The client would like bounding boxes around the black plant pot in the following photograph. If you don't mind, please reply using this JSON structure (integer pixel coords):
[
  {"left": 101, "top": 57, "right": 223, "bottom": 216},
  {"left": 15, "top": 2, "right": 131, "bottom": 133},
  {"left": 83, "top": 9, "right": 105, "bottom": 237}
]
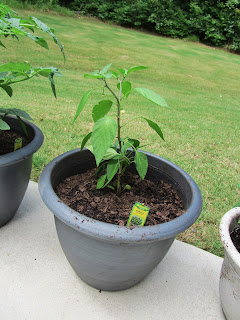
[
  {"left": 0, "top": 116, "right": 44, "bottom": 227},
  {"left": 39, "top": 148, "right": 202, "bottom": 291}
]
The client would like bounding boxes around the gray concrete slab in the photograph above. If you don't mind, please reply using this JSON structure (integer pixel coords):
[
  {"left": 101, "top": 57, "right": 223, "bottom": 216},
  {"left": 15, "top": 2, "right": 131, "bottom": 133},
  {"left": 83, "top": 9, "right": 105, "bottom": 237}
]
[{"left": 0, "top": 181, "right": 225, "bottom": 320}]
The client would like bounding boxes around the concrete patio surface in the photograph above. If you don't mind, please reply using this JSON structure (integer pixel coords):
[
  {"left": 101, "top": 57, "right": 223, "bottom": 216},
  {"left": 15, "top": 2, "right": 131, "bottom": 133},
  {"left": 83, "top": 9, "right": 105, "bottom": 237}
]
[{"left": 0, "top": 181, "right": 226, "bottom": 320}]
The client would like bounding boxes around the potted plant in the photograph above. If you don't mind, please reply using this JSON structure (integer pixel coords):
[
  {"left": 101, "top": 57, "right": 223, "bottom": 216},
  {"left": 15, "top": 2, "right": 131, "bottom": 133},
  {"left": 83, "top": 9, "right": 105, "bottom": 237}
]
[
  {"left": 219, "top": 206, "right": 240, "bottom": 320},
  {"left": 39, "top": 64, "right": 202, "bottom": 291},
  {"left": 0, "top": 4, "right": 63, "bottom": 226}
]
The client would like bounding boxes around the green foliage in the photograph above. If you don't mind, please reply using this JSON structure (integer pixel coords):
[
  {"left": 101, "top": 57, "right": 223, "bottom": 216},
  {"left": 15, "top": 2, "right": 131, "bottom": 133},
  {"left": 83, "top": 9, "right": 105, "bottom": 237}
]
[
  {"left": 0, "top": 108, "right": 32, "bottom": 131},
  {"left": 0, "top": 4, "right": 64, "bottom": 133},
  {"left": 187, "top": 0, "right": 240, "bottom": 51},
  {"left": 2, "top": 0, "right": 74, "bottom": 16},
  {"left": 10, "top": 0, "right": 60, "bottom": 6},
  {"left": 74, "top": 64, "right": 168, "bottom": 195},
  {"left": 66, "top": 0, "right": 240, "bottom": 52}
]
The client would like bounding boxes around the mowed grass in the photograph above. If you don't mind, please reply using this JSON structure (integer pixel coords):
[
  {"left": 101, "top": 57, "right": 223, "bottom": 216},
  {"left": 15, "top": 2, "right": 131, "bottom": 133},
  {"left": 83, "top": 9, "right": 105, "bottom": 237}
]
[{"left": 1, "top": 10, "right": 240, "bottom": 257}]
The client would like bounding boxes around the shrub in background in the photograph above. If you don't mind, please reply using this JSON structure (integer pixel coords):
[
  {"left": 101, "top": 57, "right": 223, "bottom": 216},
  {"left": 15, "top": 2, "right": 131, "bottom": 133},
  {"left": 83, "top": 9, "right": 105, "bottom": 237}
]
[{"left": 8, "top": 0, "right": 240, "bottom": 52}]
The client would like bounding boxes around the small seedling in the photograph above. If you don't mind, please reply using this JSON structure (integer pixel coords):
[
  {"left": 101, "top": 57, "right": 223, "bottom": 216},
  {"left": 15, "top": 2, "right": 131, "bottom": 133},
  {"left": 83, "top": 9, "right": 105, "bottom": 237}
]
[{"left": 74, "top": 64, "right": 169, "bottom": 195}]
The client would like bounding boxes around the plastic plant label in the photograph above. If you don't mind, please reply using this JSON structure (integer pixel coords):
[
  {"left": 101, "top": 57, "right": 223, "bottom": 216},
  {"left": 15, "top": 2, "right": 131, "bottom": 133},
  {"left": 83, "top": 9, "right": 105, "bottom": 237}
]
[
  {"left": 127, "top": 202, "right": 149, "bottom": 227},
  {"left": 14, "top": 137, "right": 23, "bottom": 151}
]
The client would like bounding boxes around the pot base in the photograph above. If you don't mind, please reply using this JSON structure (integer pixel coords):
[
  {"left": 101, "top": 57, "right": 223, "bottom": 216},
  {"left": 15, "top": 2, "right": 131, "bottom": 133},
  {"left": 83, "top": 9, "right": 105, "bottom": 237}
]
[{"left": 55, "top": 217, "right": 175, "bottom": 291}]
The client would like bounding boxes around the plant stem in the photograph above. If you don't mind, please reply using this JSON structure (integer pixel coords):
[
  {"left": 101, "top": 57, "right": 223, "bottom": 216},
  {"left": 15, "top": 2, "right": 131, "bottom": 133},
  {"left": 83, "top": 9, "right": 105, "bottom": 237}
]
[
  {"left": 103, "top": 78, "right": 123, "bottom": 195},
  {"left": 103, "top": 79, "right": 122, "bottom": 151},
  {"left": 117, "top": 80, "right": 122, "bottom": 152},
  {"left": 116, "top": 162, "right": 122, "bottom": 196}
]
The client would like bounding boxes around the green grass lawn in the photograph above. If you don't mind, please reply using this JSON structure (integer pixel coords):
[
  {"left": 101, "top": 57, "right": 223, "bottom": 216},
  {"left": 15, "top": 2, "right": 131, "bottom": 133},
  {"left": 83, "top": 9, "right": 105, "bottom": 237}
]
[{"left": 1, "top": 10, "right": 240, "bottom": 257}]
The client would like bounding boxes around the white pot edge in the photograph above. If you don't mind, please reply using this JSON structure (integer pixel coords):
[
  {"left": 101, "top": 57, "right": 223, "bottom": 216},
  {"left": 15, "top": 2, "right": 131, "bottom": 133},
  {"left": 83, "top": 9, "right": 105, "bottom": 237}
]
[{"left": 219, "top": 207, "right": 240, "bottom": 270}]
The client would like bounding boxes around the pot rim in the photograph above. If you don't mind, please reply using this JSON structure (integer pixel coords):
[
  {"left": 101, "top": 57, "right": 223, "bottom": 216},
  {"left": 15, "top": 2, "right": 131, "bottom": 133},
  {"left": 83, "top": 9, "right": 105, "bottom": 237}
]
[
  {"left": 0, "top": 116, "right": 44, "bottom": 167},
  {"left": 220, "top": 207, "right": 240, "bottom": 265},
  {"left": 39, "top": 148, "right": 202, "bottom": 242}
]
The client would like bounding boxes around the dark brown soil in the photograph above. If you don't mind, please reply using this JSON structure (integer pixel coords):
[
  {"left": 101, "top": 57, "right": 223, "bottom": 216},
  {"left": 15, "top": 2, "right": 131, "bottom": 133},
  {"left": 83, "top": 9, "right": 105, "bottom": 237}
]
[
  {"left": 0, "top": 130, "right": 30, "bottom": 155},
  {"left": 56, "top": 168, "right": 185, "bottom": 226},
  {"left": 230, "top": 226, "right": 240, "bottom": 253}
]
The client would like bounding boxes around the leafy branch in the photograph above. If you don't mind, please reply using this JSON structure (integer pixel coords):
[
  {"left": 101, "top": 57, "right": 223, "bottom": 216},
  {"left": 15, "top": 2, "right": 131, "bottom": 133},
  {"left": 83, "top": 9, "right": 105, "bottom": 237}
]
[
  {"left": 0, "top": 4, "right": 65, "bottom": 60},
  {"left": 0, "top": 4, "right": 64, "bottom": 132},
  {"left": 74, "top": 64, "right": 169, "bottom": 195}
]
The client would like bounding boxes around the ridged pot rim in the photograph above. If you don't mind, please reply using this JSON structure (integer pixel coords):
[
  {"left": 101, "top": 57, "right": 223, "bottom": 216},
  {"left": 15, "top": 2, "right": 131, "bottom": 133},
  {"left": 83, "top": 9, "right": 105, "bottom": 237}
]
[
  {"left": 39, "top": 148, "right": 202, "bottom": 243},
  {"left": 0, "top": 116, "right": 44, "bottom": 167},
  {"left": 220, "top": 207, "right": 240, "bottom": 267}
]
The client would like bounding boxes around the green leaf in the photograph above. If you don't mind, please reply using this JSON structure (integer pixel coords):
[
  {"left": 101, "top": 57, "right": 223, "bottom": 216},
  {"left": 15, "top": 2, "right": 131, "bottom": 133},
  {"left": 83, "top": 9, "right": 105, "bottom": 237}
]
[
  {"left": 135, "top": 88, "right": 169, "bottom": 108},
  {"left": 0, "top": 40, "right": 6, "bottom": 48},
  {"left": 17, "top": 116, "right": 28, "bottom": 136},
  {"left": 141, "top": 117, "right": 164, "bottom": 140},
  {"left": 121, "top": 141, "right": 131, "bottom": 154},
  {"left": 110, "top": 71, "right": 118, "bottom": 78},
  {"left": 0, "top": 72, "right": 8, "bottom": 80},
  {"left": 48, "top": 72, "right": 56, "bottom": 98},
  {"left": 0, "top": 119, "right": 10, "bottom": 130},
  {"left": 107, "top": 185, "right": 115, "bottom": 190},
  {"left": 100, "top": 63, "right": 112, "bottom": 75},
  {"left": 113, "top": 139, "right": 119, "bottom": 148},
  {"left": 26, "top": 33, "right": 49, "bottom": 49},
  {"left": 0, "top": 108, "right": 32, "bottom": 120},
  {"left": 29, "top": 16, "right": 51, "bottom": 32},
  {"left": 106, "top": 159, "right": 119, "bottom": 184},
  {"left": 1, "top": 85, "right": 12, "bottom": 97},
  {"left": 37, "top": 66, "right": 62, "bottom": 78},
  {"left": 49, "top": 31, "right": 65, "bottom": 62},
  {"left": 122, "top": 138, "right": 140, "bottom": 153},
  {"left": 127, "top": 66, "right": 149, "bottom": 75},
  {"left": 91, "top": 116, "right": 117, "bottom": 166},
  {"left": 92, "top": 100, "right": 113, "bottom": 122},
  {"left": 134, "top": 151, "right": 148, "bottom": 180},
  {"left": 0, "top": 61, "right": 31, "bottom": 73},
  {"left": 95, "top": 162, "right": 106, "bottom": 177},
  {"left": 19, "top": 18, "right": 35, "bottom": 32},
  {"left": 117, "top": 68, "right": 127, "bottom": 76},
  {"left": 5, "top": 17, "right": 20, "bottom": 28},
  {"left": 104, "top": 72, "right": 113, "bottom": 79},
  {"left": 97, "top": 174, "right": 107, "bottom": 189},
  {"left": 102, "top": 147, "right": 120, "bottom": 160},
  {"left": 117, "top": 81, "right": 132, "bottom": 97},
  {"left": 129, "top": 138, "right": 140, "bottom": 149},
  {"left": 28, "top": 16, "right": 64, "bottom": 60},
  {"left": 84, "top": 74, "right": 102, "bottom": 79},
  {"left": 80, "top": 132, "right": 92, "bottom": 150},
  {"left": 73, "top": 89, "right": 95, "bottom": 122}
]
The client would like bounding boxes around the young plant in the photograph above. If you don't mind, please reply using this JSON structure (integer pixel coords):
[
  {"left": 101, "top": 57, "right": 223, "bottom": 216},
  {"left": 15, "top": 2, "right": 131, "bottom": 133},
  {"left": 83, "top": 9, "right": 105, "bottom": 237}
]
[
  {"left": 0, "top": 4, "right": 64, "bottom": 131},
  {"left": 74, "top": 64, "right": 169, "bottom": 195}
]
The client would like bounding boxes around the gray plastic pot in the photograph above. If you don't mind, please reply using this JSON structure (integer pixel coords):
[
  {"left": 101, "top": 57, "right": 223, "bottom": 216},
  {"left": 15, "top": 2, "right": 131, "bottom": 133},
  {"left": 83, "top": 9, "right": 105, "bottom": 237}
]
[
  {"left": 39, "top": 148, "right": 202, "bottom": 291},
  {"left": 219, "top": 207, "right": 240, "bottom": 320},
  {"left": 0, "top": 116, "right": 44, "bottom": 227}
]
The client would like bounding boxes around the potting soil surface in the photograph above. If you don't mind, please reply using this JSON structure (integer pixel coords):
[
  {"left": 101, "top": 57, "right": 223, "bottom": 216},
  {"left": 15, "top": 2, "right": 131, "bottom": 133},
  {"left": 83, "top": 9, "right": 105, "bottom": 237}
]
[
  {"left": 56, "top": 168, "right": 184, "bottom": 226},
  {"left": 0, "top": 130, "right": 30, "bottom": 155}
]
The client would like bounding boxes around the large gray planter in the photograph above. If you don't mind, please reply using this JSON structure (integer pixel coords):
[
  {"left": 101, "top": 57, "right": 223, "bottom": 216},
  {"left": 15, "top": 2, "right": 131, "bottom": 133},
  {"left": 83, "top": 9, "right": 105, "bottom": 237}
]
[
  {"left": 39, "top": 148, "right": 202, "bottom": 291},
  {"left": 0, "top": 116, "right": 43, "bottom": 227},
  {"left": 219, "top": 207, "right": 240, "bottom": 320}
]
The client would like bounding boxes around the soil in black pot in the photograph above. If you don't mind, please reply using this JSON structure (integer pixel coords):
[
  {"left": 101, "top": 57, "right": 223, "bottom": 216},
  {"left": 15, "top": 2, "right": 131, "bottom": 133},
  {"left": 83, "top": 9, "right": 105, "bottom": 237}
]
[
  {"left": 0, "top": 130, "right": 30, "bottom": 155},
  {"left": 56, "top": 168, "right": 185, "bottom": 226},
  {"left": 230, "top": 225, "right": 240, "bottom": 253}
]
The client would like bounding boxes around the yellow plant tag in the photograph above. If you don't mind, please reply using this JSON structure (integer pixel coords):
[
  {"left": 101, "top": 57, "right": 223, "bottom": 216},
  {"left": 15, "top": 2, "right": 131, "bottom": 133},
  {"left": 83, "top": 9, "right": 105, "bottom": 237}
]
[
  {"left": 14, "top": 137, "right": 23, "bottom": 151},
  {"left": 127, "top": 202, "right": 149, "bottom": 227}
]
